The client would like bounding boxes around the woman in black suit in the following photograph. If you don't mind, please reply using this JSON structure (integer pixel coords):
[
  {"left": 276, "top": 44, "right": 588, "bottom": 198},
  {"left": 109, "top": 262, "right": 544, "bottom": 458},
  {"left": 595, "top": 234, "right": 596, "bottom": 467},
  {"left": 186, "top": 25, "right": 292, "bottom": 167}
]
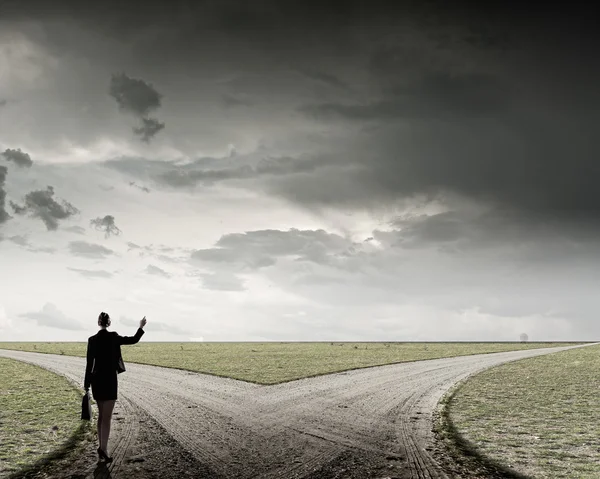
[{"left": 84, "top": 312, "right": 147, "bottom": 462}]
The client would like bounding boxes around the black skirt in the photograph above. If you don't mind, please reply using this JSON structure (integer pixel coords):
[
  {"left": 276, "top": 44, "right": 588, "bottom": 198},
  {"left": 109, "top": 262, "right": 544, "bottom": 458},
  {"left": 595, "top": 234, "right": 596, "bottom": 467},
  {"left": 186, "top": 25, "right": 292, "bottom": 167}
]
[{"left": 91, "top": 370, "right": 118, "bottom": 401}]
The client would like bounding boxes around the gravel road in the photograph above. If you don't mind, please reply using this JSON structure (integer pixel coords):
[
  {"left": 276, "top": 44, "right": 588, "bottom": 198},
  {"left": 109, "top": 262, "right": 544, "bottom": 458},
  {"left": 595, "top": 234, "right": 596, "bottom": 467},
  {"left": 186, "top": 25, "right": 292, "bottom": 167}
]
[{"left": 0, "top": 343, "right": 593, "bottom": 479}]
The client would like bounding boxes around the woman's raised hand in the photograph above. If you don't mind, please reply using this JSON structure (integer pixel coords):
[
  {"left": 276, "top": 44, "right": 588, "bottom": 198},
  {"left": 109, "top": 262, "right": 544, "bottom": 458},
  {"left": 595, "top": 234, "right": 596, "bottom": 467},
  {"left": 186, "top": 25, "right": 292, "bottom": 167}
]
[{"left": 140, "top": 316, "right": 147, "bottom": 328}]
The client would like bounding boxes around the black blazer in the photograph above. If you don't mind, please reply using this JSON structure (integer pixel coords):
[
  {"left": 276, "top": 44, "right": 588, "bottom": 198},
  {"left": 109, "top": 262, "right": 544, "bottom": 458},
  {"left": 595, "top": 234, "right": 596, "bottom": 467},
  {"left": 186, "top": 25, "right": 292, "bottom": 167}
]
[{"left": 84, "top": 328, "right": 145, "bottom": 389}]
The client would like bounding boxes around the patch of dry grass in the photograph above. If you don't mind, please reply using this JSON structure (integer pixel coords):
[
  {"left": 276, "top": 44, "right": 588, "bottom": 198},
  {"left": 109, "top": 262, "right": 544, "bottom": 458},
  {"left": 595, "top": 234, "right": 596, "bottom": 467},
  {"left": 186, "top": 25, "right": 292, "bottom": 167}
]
[
  {"left": 438, "top": 344, "right": 600, "bottom": 478},
  {"left": 0, "top": 357, "right": 90, "bottom": 478}
]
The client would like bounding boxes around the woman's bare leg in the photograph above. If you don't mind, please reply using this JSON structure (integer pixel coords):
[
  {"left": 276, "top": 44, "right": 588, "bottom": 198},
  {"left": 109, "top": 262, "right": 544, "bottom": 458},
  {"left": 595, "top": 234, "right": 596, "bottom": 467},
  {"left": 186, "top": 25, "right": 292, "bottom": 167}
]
[
  {"left": 96, "top": 400, "right": 104, "bottom": 450},
  {"left": 99, "top": 400, "right": 116, "bottom": 453}
]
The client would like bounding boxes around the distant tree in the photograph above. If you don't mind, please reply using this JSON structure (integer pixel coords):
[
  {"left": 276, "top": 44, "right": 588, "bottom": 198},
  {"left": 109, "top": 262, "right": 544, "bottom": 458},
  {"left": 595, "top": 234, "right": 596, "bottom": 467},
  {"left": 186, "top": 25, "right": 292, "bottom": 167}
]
[{"left": 520, "top": 333, "right": 529, "bottom": 343}]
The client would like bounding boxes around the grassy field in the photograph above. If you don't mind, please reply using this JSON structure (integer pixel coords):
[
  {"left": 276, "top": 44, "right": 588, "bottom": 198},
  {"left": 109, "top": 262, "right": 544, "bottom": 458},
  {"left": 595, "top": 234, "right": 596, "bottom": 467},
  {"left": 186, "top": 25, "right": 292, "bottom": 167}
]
[
  {"left": 0, "top": 357, "right": 89, "bottom": 478},
  {"left": 0, "top": 341, "right": 584, "bottom": 384},
  {"left": 437, "top": 344, "right": 600, "bottom": 479}
]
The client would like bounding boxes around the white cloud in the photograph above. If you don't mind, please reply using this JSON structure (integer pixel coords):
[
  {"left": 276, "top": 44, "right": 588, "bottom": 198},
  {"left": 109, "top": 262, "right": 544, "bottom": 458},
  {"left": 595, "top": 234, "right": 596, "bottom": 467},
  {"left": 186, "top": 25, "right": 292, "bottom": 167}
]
[
  {"left": 19, "top": 303, "right": 85, "bottom": 331},
  {"left": 0, "top": 304, "right": 11, "bottom": 330}
]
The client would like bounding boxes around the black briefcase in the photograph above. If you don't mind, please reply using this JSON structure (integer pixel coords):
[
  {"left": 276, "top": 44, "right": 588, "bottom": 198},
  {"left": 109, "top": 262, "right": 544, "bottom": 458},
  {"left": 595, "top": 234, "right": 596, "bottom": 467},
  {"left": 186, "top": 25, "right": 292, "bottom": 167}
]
[
  {"left": 117, "top": 356, "right": 126, "bottom": 374},
  {"left": 116, "top": 345, "right": 126, "bottom": 374},
  {"left": 81, "top": 391, "right": 92, "bottom": 420}
]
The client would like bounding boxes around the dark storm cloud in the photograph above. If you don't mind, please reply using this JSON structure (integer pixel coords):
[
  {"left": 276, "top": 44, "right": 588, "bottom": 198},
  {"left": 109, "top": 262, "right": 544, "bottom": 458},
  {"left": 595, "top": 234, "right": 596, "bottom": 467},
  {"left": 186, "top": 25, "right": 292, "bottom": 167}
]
[
  {"left": 1, "top": 149, "right": 33, "bottom": 168},
  {"left": 20, "top": 303, "right": 84, "bottom": 331},
  {"left": 65, "top": 0, "right": 596, "bottom": 232},
  {"left": 301, "top": 101, "right": 401, "bottom": 121},
  {"left": 0, "top": 166, "right": 10, "bottom": 224},
  {"left": 145, "top": 264, "right": 171, "bottom": 278},
  {"left": 382, "top": 209, "right": 600, "bottom": 260},
  {"left": 265, "top": 96, "right": 600, "bottom": 222},
  {"left": 90, "top": 215, "right": 122, "bottom": 238},
  {"left": 10, "top": 186, "right": 79, "bottom": 230},
  {"left": 300, "top": 72, "right": 511, "bottom": 121},
  {"left": 286, "top": 9, "right": 599, "bottom": 225},
  {"left": 384, "top": 211, "right": 486, "bottom": 250},
  {"left": 67, "top": 267, "right": 114, "bottom": 278},
  {"left": 68, "top": 241, "right": 115, "bottom": 259},
  {"left": 108, "top": 73, "right": 165, "bottom": 142},
  {"left": 133, "top": 117, "right": 165, "bottom": 143},
  {"left": 298, "top": 70, "right": 350, "bottom": 90},
  {"left": 221, "top": 94, "right": 252, "bottom": 109},
  {"left": 157, "top": 155, "right": 327, "bottom": 188},
  {"left": 4, "top": 0, "right": 600, "bottom": 233},
  {"left": 108, "top": 73, "right": 162, "bottom": 117}
]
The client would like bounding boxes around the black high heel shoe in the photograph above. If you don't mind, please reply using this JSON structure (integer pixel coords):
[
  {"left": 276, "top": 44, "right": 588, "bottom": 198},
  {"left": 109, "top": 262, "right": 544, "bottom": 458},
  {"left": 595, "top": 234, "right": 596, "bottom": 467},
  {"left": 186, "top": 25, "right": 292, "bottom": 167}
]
[{"left": 97, "top": 448, "right": 113, "bottom": 463}]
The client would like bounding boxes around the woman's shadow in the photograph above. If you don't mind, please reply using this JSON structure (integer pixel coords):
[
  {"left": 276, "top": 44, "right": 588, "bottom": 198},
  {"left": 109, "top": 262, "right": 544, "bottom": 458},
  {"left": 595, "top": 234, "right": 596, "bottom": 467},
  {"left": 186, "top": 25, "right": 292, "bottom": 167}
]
[{"left": 93, "top": 463, "right": 113, "bottom": 479}]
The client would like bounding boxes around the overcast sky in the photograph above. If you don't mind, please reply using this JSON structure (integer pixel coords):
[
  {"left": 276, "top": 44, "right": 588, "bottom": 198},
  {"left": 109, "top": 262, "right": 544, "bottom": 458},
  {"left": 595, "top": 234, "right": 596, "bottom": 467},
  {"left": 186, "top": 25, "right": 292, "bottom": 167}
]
[{"left": 1, "top": 1, "right": 599, "bottom": 341}]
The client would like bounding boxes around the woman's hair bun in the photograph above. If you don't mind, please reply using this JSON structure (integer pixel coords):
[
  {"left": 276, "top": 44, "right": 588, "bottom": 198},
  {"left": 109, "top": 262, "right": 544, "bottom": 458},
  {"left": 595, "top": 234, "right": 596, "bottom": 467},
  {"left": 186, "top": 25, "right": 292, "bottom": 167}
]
[{"left": 98, "top": 311, "right": 110, "bottom": 326}]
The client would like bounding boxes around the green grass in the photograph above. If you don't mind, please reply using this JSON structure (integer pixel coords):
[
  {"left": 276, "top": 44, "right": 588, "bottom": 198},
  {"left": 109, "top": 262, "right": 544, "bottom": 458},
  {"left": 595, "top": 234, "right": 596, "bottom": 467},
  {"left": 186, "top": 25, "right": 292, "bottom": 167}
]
[
  {"left": 0, "top": 357, "right": 90, "bottom": 478},
  {"left": 437, "top": 344, "right": 600, "bottom": 479},
  {"left": 0, "top": 341, "right": 584, "bottom": 384}
]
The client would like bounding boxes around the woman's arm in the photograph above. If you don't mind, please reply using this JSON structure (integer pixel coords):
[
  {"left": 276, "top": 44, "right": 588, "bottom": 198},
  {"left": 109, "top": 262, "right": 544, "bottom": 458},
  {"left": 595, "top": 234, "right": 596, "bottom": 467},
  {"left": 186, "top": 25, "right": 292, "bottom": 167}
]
[
  {"left": 116, "top": 328, "right": 145, "bottom": 345},
  {"left": 117, "top": 316, "right": 147, "bottom": 345},
  {"left": 83, "top": 338, "right": 94, "bottom": 390}
]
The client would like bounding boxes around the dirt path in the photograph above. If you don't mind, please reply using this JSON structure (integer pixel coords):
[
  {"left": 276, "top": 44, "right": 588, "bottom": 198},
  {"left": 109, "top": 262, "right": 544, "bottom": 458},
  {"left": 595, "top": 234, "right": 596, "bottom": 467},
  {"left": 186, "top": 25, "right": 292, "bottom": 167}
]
[{"left": 0, "top": 344, "right": 593, "bottom": 478}]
